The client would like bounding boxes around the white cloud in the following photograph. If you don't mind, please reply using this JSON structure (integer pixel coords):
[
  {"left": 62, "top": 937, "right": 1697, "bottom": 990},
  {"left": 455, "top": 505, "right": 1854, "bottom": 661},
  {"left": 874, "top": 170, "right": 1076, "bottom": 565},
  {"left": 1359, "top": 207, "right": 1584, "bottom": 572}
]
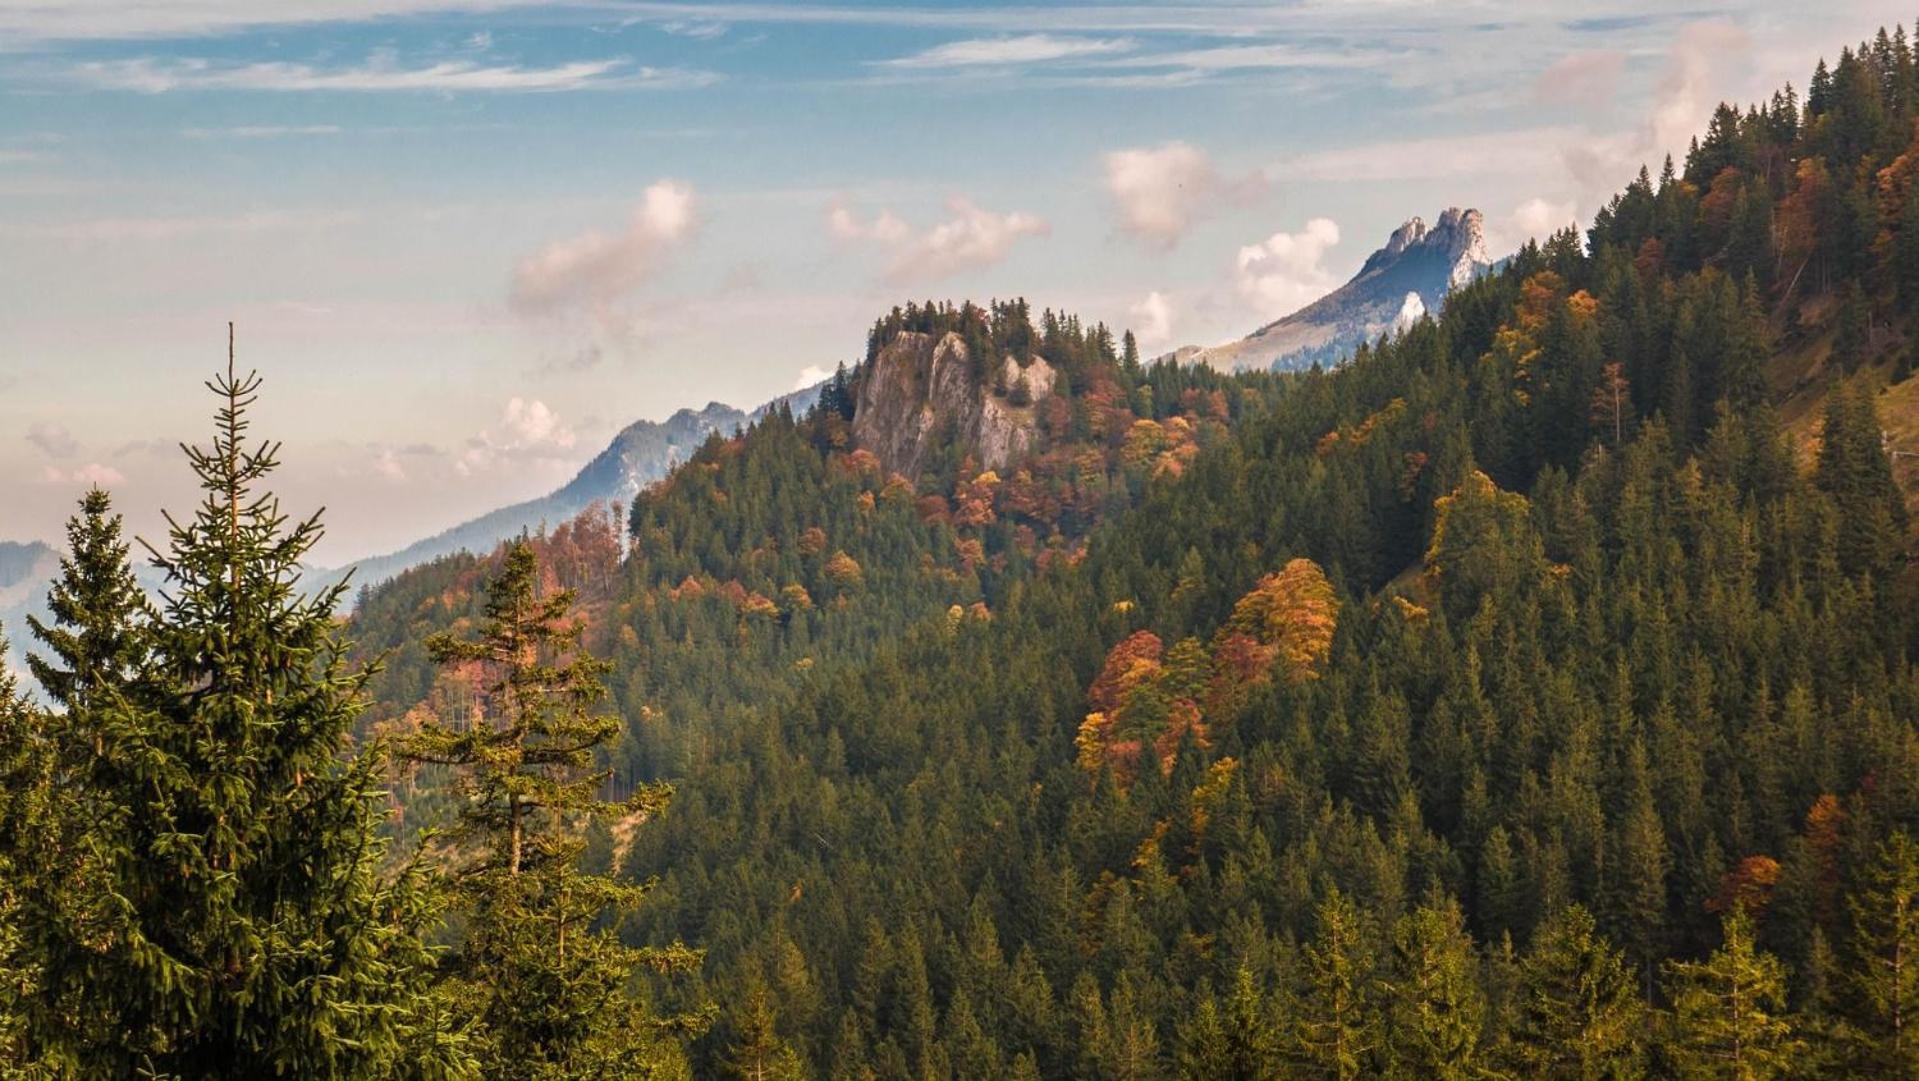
[
  {"left": 793, "top": 364, "right": 832, "bottom": 391},
  {"left": 456, "top": 397, "right": 578, "bottom": 475},
  {"left": 371, "top": 446, "right": 407, "bottom": 482},
  {"left": 1117, "top": 41, "right": 1394, "bottom": 74},
  {"left": 1129, "top": 291, "right": 1175, "bottom": 348},
  {"left": 26, "top": 421, "right": 78, "bottom": 458},
  {"left": 39, "top": 463, "right": 126, "bottom": 487},
  {"left": 509, "top": 180, "right": 700, "bottom": 329},
  {"left": 830, "top": 196, "right": 1049, "bottom": 283},
  {"left": 1509, "top": 197, "right": 1579, "bottom": 246},
  {"left": 881, "top": 34, "right": 1133, "bottom": 68},
  {"left": 1103, "top": 141, "right": 1262, "bottom": 249},
  {"left": 661, "top": 19, "right": 729, "bottom": 39},
  {"left": 68, "top": 55, "right": 716, "bottom": 93},
  {"left": 1235, "top": 218, "right": 1341, "bottom": 317},
  {"left": 889, "top": 198, "right": 1049, "bottom": 282},
  {"left": 826, "top": 200, "right": 910, "bottom": 244},
  {"left": 181, "top": 124, "right": 343, "bottom": 139}
]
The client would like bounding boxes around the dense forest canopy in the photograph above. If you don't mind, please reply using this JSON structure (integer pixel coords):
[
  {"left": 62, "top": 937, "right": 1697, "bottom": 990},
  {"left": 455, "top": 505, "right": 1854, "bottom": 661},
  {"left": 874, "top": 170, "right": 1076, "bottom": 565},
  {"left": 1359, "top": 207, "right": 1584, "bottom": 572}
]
[{"left": 7, "top": 22, "right": 1919, "bottom": 1081}]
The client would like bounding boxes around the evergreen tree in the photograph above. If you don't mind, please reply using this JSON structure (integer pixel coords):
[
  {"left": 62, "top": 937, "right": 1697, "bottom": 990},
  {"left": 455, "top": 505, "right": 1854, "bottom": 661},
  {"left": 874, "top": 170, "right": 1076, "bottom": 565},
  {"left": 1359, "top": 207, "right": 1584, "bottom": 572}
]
[
  {"left": 1832, "top": 282, "right": 1870, "bottom": 373},
  {"left": 0, "top": 634, "right": 48, "bottom": 1070},
  {"left": 26, "top": 487, "right": 147, "bottom": 711},
  {"left": 11, "top": 333, "right": 467, "bottom": 1078},
  {"left": 401, "top": 539, "right": 701, "bottom": 1079},
  {"left": 1294, "top": 887, "right": 1382, "bottom": 1080},
  {"left": 1385, "top": 899, "right": 1489, "bottom": 1080},
  {"left": 1848, "top": 832, "right": 1919, "bottom": 1076},
  {"left": 1662, "top": 907, "right": 1800, "bottom": 1080},
  {"left": 1814, "top": 380, "right": 1909, "bottom": 576},
  {"left": 723, "top": 974, "right": 807, "bottom": 1081},
  {"left": 1503, "top": 905, "right": 1646, "bottom": 1080}
]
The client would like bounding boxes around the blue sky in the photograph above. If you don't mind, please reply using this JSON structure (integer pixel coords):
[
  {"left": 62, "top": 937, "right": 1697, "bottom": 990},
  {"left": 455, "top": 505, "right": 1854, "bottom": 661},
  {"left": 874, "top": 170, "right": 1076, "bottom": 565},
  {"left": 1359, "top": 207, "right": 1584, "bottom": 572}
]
[{"left": 2, "top": 0, "right": 1908, "bottom": 566}]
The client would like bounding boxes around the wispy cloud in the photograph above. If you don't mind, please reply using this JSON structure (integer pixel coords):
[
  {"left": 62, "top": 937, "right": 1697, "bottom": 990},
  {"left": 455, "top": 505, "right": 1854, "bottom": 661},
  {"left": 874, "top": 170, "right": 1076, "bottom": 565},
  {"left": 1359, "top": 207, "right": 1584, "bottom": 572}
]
[
  {"left": 66, "top": 55, "right": 718, "bottom": 93},
  {"left": 661, "top": 19, "right": 729, "bottom": 39},
  {"left": 510, "top": 179, "right": 701, "bottom": 341},
  {"left": 1275, "top": 126, "right": 1581, "bottom": 183},
  {"left": 1103, "top": 141, "right": 1265, "bottom": 249},
  {"left": 879, "top": 34, "right": 1134, "bottom": 68},
  {"left": 7, "top": 208, "right": 359, "bottom": 242},
  {"left": 180, "top": 124, "right": 344, "bottom": 138},
  {"left": 26, "top": 422, "right": 78, "bottom": 459},
  {"left": 827, "top": 195, "right": 1050, "bottom": 283},
  {"left": 1115, "top": 41, "right": 1397, "bottom": 74},
  {"left": 38, "top": 463, "right": 126, "bottom": 488}
]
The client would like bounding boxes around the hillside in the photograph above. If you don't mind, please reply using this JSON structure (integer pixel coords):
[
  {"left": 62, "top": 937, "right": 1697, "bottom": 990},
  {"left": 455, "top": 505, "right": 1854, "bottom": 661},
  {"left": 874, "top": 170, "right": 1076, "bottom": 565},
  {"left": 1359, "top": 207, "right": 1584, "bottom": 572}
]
[
  {"left": 1183, "top": 206, "right": 1492, "bottom": 373},
  {"left": 599, "top": 32, "right": 1919, "bottom": 1076},
  {"left": 352, "top": 299, "right": 1269, "bottom": 791}
]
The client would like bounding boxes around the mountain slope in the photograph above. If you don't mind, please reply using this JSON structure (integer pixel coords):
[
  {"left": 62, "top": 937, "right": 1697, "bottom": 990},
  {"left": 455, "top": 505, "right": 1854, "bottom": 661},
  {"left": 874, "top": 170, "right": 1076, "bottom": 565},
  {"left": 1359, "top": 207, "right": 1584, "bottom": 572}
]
[
  {"left": 0, "top": 540, "right": 58, "bottom": 678},
  {"left": 1187, "top": 206, "right": 1492, "bottom": 372},
  {"left": 316, "top": 387, "right": 822, "bottom": 596}
]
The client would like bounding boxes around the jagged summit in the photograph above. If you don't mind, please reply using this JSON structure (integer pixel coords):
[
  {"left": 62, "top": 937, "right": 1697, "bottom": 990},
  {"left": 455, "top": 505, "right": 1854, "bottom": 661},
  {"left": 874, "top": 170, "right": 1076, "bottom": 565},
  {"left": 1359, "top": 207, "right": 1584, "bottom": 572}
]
[{"left": 1184, "top": 206, "right": 1493, "bottom": 373}]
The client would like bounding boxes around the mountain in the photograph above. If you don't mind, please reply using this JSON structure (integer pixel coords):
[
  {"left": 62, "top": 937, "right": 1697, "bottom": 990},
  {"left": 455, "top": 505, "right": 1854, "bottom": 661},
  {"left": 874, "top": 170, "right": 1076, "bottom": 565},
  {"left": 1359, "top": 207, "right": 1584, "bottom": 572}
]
[
  {"left": 1185, "top": 206, "right": 1493, "bottom": 372},
  {"left": 314, "top": 385, "right": 823, "bottom": 596},
  {"left": 0, "top": 540, "right": 58, "bottom": 680}
]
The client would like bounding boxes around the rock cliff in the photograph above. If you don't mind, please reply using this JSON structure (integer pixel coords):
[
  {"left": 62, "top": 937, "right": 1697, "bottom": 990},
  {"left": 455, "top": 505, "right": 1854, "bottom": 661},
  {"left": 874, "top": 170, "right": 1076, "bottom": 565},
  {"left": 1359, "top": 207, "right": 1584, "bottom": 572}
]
[{"left": 853, "top": 330, "right": 1056, "bottom": 478}]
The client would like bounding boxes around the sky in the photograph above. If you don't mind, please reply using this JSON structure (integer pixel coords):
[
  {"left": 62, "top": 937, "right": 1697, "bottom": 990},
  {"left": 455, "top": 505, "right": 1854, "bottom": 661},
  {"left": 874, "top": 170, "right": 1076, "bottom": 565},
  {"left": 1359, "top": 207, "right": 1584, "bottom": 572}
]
[{"left": 1, "top": 0, "right": 1911, "bottom": 567}]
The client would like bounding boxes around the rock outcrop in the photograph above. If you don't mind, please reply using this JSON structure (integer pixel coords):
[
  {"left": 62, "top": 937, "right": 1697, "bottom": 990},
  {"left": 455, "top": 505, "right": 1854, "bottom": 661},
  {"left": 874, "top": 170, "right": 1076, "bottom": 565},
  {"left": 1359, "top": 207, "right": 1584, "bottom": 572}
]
[
  {"left": 853, "top": 331, "right": 1056, "bottom": 478},
  {"left": 1182, "top": 207, "right": 1493, "bottom": 373}
]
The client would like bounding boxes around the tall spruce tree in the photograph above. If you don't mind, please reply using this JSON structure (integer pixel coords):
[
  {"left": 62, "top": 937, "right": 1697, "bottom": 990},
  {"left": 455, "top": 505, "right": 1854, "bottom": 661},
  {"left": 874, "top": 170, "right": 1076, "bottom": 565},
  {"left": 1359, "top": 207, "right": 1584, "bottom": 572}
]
[
  {"left": 1662, "top": 907, "right": 1800, "bottom": 1080},
  {"left": 1293, "top": 887, "right": 1382, "bottom": 1080},
  {"left": 400, "top": 540, "right": 701, "bottom": 1079},
  {"left": 1385, "top": 899, "right": 1489, "bottom": 1080},
  {"left": 26, "top": 487, "right": 147, "bottom": 712},
  {"left": 9, "top": 331, "right": 467, "bottom": 1078},
  {"left": 1503, "top": 904, "right": 1647, "bottom": 1080},
  {"left": 1848, "top": 831, "right": 1919, "bottom": 1076}
]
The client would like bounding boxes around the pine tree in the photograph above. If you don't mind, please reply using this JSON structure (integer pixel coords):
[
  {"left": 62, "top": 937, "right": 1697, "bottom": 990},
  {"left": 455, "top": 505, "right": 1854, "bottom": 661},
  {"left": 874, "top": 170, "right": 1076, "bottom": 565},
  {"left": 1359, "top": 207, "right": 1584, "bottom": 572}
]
[
  {"left": 1294, "top": 887, "right": 1382, "bottom": 1080},
  {"left": 1849, "top": 832, "right": 1919, "bottom": 1076},
  {"left": 1832, "top": 282, "right": 1871, "bottom": 373},
  {"left": 1814, "top": 380, "right": 1909, "bottom": 577},
  {"left": 723, "top": 974, "right": 806, "bottom": 1081},
  {"left": 1385, "top": 899, "right": 1489, "bottom": 1080},
  {"left": 1503, "top": 904, "right": 1647, "bottom": 1080},
  {"left": 401, "top": 539, "right": 701, "bottom": 1078},
  {"left": 11, "top": 331, "right": 468, "bottom": 1077},
  {"left": 1662, "top": 907, "right": 1800, "bottom": 1080},
  {"left": 26, "top": 487, "right": 147, "bottom": 712}
]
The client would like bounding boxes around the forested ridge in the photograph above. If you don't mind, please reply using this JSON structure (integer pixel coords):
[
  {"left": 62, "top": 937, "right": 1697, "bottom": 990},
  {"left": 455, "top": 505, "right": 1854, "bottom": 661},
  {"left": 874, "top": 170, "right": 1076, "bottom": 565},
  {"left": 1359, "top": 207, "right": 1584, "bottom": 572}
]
[
  {"left": 613, "top": 28, "right": 1919, "bottom": 1077},
  {"left": 6, "top": 24, "right": 1919, "bottom": 1081}
]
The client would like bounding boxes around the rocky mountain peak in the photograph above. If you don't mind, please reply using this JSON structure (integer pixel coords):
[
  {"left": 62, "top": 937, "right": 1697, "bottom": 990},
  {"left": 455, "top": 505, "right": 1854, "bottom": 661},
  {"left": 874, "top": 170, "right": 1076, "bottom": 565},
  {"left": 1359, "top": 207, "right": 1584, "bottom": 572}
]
[
  {"left": 1180, "top": 206, "right": 1495, "bottom": 374},
  {"left": 852, "top": 330, "right": 1055, "bottom": 479}
]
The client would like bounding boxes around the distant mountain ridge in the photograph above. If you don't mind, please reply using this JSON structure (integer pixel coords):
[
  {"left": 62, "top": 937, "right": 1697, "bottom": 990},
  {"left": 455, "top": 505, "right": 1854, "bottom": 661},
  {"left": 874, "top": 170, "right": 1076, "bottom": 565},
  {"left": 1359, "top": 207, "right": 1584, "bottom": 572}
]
[
  {"left": 310, "top": 383, "right": 824, "bottom": 597},
  {"left": 1184, "top": 207, "right": 1493, "bottom": 373},
  {"left": 0, "top": 540, "right": 58, "bottom": 681}
]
